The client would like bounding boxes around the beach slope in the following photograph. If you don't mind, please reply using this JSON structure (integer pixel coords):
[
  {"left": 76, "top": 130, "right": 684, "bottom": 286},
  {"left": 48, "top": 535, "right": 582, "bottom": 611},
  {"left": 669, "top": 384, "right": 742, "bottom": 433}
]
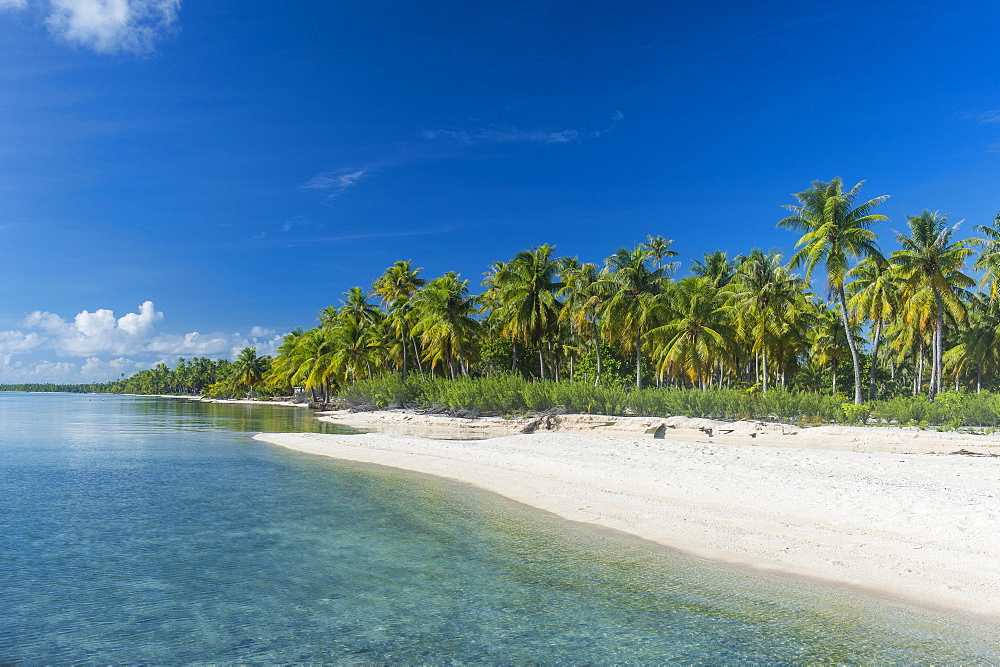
[{"left": 254, "top": 426, "right": 1000, "bottom": 619}]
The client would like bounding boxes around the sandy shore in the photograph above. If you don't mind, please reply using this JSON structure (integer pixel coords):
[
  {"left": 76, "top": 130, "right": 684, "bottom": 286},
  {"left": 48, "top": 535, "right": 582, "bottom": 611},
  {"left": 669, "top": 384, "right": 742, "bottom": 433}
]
[{"left": 256, "top": 411, "right": 1000, "bottom": 620}]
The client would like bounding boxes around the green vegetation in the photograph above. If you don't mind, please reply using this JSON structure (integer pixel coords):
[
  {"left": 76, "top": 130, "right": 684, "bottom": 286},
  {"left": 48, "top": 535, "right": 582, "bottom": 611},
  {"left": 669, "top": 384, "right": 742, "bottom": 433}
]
[
  {"left": 337, "top": 374, "right": 844, "bottom": 422},
  {"left": 35, "top": 178, "right": 1000, "bottom": 429}
]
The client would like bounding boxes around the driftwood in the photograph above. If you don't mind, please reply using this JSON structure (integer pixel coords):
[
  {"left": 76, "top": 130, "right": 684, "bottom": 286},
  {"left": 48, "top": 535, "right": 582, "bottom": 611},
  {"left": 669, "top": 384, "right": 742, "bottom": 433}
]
[{"left": 521, "top": 406, "right": 568, "bottom": 434}]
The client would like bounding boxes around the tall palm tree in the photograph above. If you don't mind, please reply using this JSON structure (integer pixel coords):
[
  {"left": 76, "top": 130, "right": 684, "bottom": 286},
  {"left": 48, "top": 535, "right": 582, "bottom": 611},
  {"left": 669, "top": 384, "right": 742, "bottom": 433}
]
[
  {"left": 891, "top": 210, "right": 974, "bottom": 399},
  {"left": 601, "top": 246, "right": 670, "bottom": 389},
  {"left": 372, "top": 261, "right": 425, "bottom": 380},
  {"left": 640, "top": 235, "right": 680, "bottom": 273},
  {"left": 847, "top": 256, "right": 901, "bottom": 400},
  {"left": 778, "top": 177, "right": 889, "bottom": 404}
]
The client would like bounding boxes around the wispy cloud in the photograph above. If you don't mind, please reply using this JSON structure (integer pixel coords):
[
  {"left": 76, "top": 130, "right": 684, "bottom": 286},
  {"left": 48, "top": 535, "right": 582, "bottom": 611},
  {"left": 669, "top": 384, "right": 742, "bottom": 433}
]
[
  {"left": 2, "top": 0, "right": 180, "bottom": 53},
  {"left": 420, "top": 127, "right": 582, "bottom": 145},
  {"left": 300, "top": 112, "right": 624, "bottom": 203},
  {"left": 956, "top": 109, "right": 1000, "bottom": 124},
  {"left": 281, "top": 227, "right": 452, "bottom": 247},
  {"left": 420, "top": 112, "right": 624, "bottom": 145}
]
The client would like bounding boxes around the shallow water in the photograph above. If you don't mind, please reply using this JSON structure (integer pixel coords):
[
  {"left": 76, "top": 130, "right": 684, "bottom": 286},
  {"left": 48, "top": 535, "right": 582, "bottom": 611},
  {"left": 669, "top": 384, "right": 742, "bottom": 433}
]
[{"left": 2, "top": 392, "right": 998, "bottom": 663}]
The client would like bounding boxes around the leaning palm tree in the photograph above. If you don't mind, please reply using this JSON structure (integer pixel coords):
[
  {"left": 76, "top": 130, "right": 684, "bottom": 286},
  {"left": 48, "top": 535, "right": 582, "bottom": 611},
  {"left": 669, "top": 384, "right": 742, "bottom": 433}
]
[
  {"left": 778, "top": 177, "right": 889, "bottom": 405},
  {"left": 891, "top": 210, "right": 974, "bottom": 399},
  {"left": 847, "top": 256, "right": 901, "bottom": 400},
  {"left": 372, "top": 261, "right": 426, "bottom": 380}
]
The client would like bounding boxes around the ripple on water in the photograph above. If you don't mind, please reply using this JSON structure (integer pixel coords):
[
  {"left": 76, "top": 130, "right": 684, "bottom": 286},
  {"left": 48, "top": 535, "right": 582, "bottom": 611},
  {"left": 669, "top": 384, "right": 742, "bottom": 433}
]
[{"left": 1, "top": 393, "right": 999, "bottom": 663}]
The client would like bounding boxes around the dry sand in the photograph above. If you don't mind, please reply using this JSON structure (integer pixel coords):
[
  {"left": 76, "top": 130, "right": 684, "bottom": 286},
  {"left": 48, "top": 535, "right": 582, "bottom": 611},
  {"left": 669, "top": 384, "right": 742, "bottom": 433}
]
[{"left": 255, "top": 410, "right": 1000, "bottom": 620}]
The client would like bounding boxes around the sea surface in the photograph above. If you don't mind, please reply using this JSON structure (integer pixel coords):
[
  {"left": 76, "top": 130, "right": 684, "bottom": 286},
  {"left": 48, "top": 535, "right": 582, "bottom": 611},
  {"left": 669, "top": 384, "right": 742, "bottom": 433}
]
[{"left": 2, "top": 392, "right": 999, "bottom": 664}]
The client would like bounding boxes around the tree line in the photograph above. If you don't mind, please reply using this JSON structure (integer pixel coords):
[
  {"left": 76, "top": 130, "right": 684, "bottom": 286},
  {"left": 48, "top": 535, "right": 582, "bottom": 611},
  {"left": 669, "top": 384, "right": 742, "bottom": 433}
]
[
  {"left": 259, "top": 177, "right": 1000, "bottom": 406},
  {"left": 22, "top": 177, "right": 1000, "bottom": 411}
]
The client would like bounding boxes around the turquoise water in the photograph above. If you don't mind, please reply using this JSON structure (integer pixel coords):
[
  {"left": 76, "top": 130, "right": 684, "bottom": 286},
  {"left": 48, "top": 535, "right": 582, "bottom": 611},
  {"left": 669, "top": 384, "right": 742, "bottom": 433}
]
[{"left": 2, "top": 393, "right": 999, "bottom": 663}]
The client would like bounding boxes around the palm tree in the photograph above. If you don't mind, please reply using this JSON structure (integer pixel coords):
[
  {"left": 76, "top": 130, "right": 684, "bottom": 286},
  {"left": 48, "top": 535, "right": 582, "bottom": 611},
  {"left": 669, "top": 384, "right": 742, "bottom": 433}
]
[
  {"left": 690, "top": 250, "right": 741, "bottom": 288},
  {"left": 488, "top": 245, "right": 563, "bottom": 379},
  {"left": 232, "top": 347, "right": 269, "bottom": 396},
  {"left": 973, "top": 212, "right": 1000, "bottom": 300},
  {"left": 891, "top": 210, "right": 974, "bottom": 399},
  {"left": 727, "top": 249, "right": 804, "bottom": 392},
  {"left": 649, "top": 277, "right": 737, "bottom": 389},
  {"left": 778, "top": 177, "right": 889, "bottom": 404},
  {"left": 601, "top": 246, "right": 670, "bottom": 389},
  {"left": 372, "top": 261, "right": 425, "bottom": 380},
  {"left": 412, "top": 272, "right": 480, "bottom": 378},
  {"left": 640, "top": 235, "right": 680, "bottom": 272},
  {"left": 338, "top": 286, "right": 381, "bottom": 325},
  {"left": 847, "top": 256, "right": 901, "bottom": 400},
  {"left": 945, "top": 294, "right": 1000, "bottom": 392},
  {"left": 557, "top": 258, "right": 611, "bottom": 386}
]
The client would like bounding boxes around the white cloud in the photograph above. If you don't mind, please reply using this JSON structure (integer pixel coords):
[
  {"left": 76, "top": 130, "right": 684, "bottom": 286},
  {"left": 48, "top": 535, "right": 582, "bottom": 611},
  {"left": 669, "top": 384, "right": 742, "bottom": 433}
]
[
  {"left": 46, "top": 0, "right": 180, "bottom": 54},
  {"left": 0, "top": 0, "right": 28, "bottom": 10},
  {"left": 0, "top": 330, "right": 41, "bottom": 353},
  {"left": 420, "top": 127, "right": 582, "bottom": 145},
  {"left": 300, "top": 167, "right": 372, "bottom": 197},
  {"left": 0, "top": 300, "right": 287, "bottom": 382}
]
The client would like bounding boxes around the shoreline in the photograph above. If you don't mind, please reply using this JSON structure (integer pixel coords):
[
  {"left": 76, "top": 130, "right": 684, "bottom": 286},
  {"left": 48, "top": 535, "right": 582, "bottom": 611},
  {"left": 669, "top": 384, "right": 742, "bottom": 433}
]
[{"left": 257, "top": 409, "right": 1000, "bottom": 621}]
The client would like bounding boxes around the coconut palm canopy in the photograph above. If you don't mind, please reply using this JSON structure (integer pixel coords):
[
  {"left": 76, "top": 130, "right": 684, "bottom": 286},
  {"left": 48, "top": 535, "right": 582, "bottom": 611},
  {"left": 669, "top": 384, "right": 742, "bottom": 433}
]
[
  {"left": 97, "top": 179, "right": 998, "bottom": 404},
  {"left": 188, "top": 186, "right": 994, "bottom": 404}
]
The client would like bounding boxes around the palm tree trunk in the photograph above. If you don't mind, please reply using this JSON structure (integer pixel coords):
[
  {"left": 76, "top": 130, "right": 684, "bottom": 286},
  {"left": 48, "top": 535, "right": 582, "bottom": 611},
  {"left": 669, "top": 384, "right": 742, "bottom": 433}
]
[
  {"left": 538, "top": 347, "right": 546, "bottom": 380},
  {"left": 400, "top": 326, "right": 408, "bottom": 381},
  {"left": 511, "top": 340, "right": 518, "bottom": 374},
  {"left": 837, "top": 288, "right": 864, "bottom": 405},
  {"left": 412, "top": 337, "right": 425, "bottom": 376},
  {"left": 869, "top": 320, "right": 882, "bottom": 401},
  {"left": 932, "top": 289, "right": 944, "bottom": 399},
  {"left": 916, "top": 346, "right": 924, "bottom": 396},
  {"left": 761, "top": 347, "right": 768, "bottom": 393},
  {"left": 635, "top": 345, "right": 642, "bottom": 390},
  {"left": 593, "top": 322, "right": 603, "bottom": 388}
]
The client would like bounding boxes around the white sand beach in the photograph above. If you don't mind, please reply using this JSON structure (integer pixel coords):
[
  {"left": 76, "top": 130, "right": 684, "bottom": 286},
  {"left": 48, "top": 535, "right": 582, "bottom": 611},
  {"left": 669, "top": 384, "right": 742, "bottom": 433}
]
[{"left": 255, "top": 411, "right": 1000, "bottom": 620}]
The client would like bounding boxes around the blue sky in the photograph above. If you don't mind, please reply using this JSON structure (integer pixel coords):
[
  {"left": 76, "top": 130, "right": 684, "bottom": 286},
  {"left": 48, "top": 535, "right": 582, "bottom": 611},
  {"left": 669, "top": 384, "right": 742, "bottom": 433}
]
[{"left": 0, "top": 0, "right": 996, "bottom": 382}]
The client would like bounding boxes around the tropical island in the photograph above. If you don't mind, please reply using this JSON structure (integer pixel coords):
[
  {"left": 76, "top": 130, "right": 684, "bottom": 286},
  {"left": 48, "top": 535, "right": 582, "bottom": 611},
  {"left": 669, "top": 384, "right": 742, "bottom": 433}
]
[
  {"left": 13, "top": 178, "right": 1000, "bottom": 431},
  {"left": 8, "top": 177, "right": 1000, "bottom": 621}
]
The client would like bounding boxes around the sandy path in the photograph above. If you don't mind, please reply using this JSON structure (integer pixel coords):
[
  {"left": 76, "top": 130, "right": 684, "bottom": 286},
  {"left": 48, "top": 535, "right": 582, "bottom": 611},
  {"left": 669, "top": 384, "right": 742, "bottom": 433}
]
[{"left": 254, "top": 427, "right": 1000, "bottom": 620}]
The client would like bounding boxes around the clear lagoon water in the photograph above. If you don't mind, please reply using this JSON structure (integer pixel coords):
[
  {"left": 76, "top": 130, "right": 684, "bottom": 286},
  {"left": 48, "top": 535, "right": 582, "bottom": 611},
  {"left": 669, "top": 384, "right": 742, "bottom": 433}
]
[{"left": 2, "top": 392, "right": 999, "bottom": 664}]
